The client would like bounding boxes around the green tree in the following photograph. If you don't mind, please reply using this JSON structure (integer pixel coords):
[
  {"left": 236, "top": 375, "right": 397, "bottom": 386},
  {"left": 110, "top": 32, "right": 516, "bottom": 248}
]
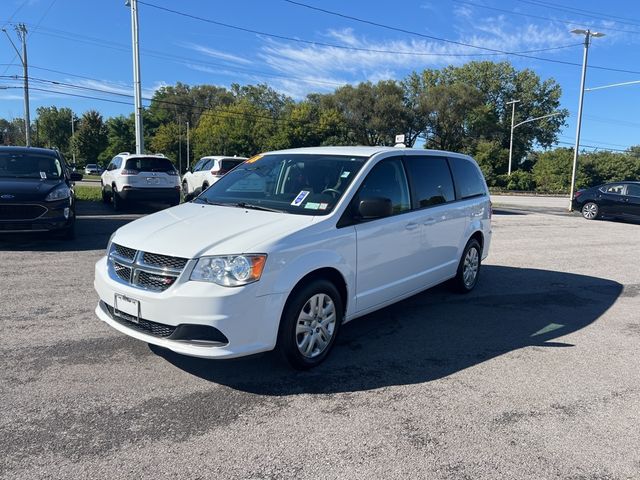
[
  {"left": 149, "top": 122, "right": 181, "bottom": 168},
  {"left": 35, "top": 106, "right": 74, "bottom": 157},
  {"left": 100, "top": 115, "right": 135, "bottom": 164},
  {"left": 72, "top": 110, "right": 107, "bottom": 166}
]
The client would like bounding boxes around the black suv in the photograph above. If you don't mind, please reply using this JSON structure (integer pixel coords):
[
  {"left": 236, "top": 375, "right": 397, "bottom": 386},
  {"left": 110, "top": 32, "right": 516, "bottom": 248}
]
[{"left": 0, "top": 146, "right": 83, "bottom": 237}]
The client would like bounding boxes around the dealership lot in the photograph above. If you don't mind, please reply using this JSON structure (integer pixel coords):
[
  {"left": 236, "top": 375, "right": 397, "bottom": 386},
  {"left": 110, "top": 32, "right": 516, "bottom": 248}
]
[{"left": 1, "top": 203, "right": 639, "bottom": 479}]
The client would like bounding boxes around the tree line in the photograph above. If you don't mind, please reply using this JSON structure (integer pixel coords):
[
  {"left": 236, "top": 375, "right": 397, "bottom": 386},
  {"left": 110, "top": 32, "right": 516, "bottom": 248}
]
[{"left": 1, "top": 60, "right": 637, "bottom": 192}]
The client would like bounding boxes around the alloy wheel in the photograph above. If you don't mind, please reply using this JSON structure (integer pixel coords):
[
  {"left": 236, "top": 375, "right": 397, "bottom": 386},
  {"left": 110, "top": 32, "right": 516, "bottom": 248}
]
[
  {"left": 296, "top": 293, "right": 336, "bottom": 358},
  {"left": 463, "top": 247, "right": 479, "bottom": 288}
]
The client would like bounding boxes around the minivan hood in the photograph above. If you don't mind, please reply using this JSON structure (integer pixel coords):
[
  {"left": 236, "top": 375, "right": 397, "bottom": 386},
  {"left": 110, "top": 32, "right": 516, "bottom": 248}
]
[
  {"left": 113, "top": 202, "right": 315, "bottom": 259},
  {"left": 0, "top": 178, "right": 63, "bottom": 201}
]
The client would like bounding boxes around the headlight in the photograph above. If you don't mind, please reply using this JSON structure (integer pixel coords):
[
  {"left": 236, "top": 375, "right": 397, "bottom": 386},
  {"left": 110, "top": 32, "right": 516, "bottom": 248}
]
[
  {"left": 45, "top": 185, "right": 71, "bottom": 201},
  {"left": 190, "top": 254, "right": 267, "bottom": 286}
]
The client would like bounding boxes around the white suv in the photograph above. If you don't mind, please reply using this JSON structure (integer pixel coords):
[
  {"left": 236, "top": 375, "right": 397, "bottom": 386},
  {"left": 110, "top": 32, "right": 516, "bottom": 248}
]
[
  {"left": 101, "top": 153, "right": 181, "bottom": 210},
  {"left": 94, "top": 147, "right": 492, "bottom": 369},
  {"left": 181, "top": 156, "right": 247, "bottom": 198}
]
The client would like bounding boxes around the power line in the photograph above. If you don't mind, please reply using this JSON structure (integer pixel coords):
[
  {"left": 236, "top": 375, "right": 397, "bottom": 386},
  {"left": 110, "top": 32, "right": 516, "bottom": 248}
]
[
  {"left": 522, "top": 0, "right": 640, "bottom": 24},
  {"left": 449, "top": 0, "right": 640, "bottom": 36},
  {"left": 136, "top": 1, "right": 579, "bottom": 57},
  {"left": 556, "top": 140, "right": 630, "bottom": 152},
  {"left": 282, "top": 0, "right": 640, "bottom": 76},
  {"left": 513, "top": 0, "right": 640, "bottom": 29}
]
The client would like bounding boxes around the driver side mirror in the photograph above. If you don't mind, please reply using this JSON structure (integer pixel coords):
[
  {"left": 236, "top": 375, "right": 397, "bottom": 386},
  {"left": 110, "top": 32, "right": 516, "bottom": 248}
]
[{"left": 358, "top": 197, "right": 393, "bottom": 219}]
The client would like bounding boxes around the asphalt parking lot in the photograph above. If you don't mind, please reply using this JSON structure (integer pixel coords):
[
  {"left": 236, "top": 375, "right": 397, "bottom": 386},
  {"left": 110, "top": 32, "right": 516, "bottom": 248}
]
[{"left": 1, "top": 201, "right": 639, "bottom": 479}]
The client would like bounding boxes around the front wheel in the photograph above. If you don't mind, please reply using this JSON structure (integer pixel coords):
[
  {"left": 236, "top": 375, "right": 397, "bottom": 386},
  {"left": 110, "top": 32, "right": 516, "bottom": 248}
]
[
  {"left": 581, "top": 202, "right": 599, "bottom": 220},
  {"left": 277, "top": 279, "right": 343, "bottom": 370},
  {"left": 451, "top": 238, "right": 482, "bottom": 293}
]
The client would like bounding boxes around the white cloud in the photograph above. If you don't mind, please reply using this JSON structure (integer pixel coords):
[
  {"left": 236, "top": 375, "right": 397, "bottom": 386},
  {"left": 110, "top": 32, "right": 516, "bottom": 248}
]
[{"left": 181, "top": 42, "right": 253, "bottom": 65}]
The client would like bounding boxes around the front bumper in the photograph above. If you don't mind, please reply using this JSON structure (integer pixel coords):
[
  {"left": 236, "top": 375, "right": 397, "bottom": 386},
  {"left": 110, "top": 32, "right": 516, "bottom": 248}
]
[
  {"left": 0, "top": 198, "right": 73, "bottom": 233},
  {"left": 119, "top": 187, "right": 180, "bottom": 202},
  {"left": 94, "top": 256, "right": 286, "bottom": 359}
]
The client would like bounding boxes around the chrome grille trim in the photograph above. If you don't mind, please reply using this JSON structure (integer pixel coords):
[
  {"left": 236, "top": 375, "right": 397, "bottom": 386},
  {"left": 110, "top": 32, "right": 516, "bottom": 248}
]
[{"left": 108, "top": 243, "right": 189, "bottom": 292}]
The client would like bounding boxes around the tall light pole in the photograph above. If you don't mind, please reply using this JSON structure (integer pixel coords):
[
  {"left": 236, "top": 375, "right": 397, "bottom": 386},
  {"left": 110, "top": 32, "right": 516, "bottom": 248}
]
[
  {"left": 2, "top": 24, "right": 30, "bottom": 146},
  {"left": 186, "top": 120, "right": 190, "bottom": 174},
  {"left": 507, "top": 99, "right": 520, "bottom": 176},
  {"left": 568, "top": 29, "right": 605, "bottom": 211},
  {"left": 70, "top": 111, "right": 76, "bottom": 164},
  {"left": 126, "top": 0, "right": 144, "bottom": 154}
]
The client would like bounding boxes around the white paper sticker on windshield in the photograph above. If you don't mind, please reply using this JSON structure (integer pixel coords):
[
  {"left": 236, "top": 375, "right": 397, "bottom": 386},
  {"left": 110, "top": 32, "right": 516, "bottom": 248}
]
[
  {"left": 40, "top": 171, "right": 47, "bottom": 179},
  {"left": 341, "top": 171, "right": 350, "bottom": 178},
  {"left": 305, "top": 202, "right": 320, "bottom": 210},
  {"left": 318, "top": 203, "right": 328, "bottom": 210},
  {"left": 291, "top": 190, "right": 310, "bottom": 206}
]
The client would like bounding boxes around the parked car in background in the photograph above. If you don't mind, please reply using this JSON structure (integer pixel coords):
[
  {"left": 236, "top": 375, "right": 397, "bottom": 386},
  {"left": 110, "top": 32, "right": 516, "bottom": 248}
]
[
  {"left": 101, "top": 152, "right": 181, "bottom": 210},
  {"left": 181, "top": 156, "right": 247, "bottom": 198},
  {"left": 0, "top": 146, "right": 82, "bottom": 238},
  {"left": 84, "top": 164, "right": 103, "bottom": 175},
  {"left": 94, "top": 146, "right": 492, "bottom": 369},
  {"left": 573, "top": 181, "right": 640, "bottom": 221}
]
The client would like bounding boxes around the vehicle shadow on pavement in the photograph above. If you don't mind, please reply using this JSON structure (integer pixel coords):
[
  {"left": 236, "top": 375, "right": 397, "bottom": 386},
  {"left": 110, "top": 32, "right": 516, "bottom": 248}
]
[{"left": 152, "top": 265, "right": 623, "bottom": 394}]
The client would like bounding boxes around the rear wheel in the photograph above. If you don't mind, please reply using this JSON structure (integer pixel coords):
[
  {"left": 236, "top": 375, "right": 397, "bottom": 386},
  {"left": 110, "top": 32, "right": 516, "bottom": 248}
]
[
  {"left": 101, "top": 185, "right": 110, "bottom": 203},
  {"left": 451, "top": 238, "right": 481, "bottom": 293},
  {"left": 581, "top": 202, "right": 599, "bottom": 220},
  {"left": 112, "top": 189, "right": 124, "bottom": 211},
  {"left": 277, "top": 279, "right": 343, "bottom": 370}
]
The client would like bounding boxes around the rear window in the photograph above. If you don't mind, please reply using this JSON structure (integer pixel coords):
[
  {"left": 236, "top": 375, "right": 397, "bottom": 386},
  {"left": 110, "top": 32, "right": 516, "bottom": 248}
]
[
  {"left": 124, "top": 157, "right": 175, "bottom": 172},
  {"left": 448, "top": 157, "right": 486, "bottom": 200},
  {"left": 218, "top": 159, "right": 245, "bottom": 174}
]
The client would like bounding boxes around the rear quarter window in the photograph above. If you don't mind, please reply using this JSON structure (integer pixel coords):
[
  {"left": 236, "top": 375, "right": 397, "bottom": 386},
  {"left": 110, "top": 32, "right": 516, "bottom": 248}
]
[{"left": 448, "top": 156, "right": 487, "bottom": 200}]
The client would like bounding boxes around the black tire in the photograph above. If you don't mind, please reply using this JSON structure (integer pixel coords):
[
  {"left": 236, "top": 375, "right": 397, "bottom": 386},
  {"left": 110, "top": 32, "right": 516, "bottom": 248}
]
[
  {"left": 581, "top": 202, "right": 599, "bottom": 220},
  {"left": 277, "top": 279, "right": 343, "bottom": 370},
  {"left": 202, "top": 182, "right": 209, "bottom": 193},
  {"left": 112, "top": 189, "right": 124, "bottom": 211},
  {"left": 451, "top": 238, "right": 482, "bottom": 294},
  {"left": 101, "top": 186, "right": 110, "bottom": 203}
]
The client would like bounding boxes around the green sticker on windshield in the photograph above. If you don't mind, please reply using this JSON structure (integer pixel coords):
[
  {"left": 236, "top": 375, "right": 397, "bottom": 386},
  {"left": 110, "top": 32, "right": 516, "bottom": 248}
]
[{"left": 304, "top": 202, "right": 320, "bottom": 210}]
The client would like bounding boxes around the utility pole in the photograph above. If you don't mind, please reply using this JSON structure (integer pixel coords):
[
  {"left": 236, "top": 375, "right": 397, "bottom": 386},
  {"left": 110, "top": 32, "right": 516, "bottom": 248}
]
[
  {"left": 186, "top": 121, "right": 190, "bottom": 174},
  {"left": 178, "top": 119, "right": 182, "bottom": 175},
  {"left": 127, "top": 0, "right": 144, "bottom": 154},
  {"left": 568, "top": 29, "right": 605, "bottom": 211},
  {"left": 507, "top": 99, "right": 520, "bottom": 176},
  {"left": 2, "top": 24, "right": 30, "bottom": 146},
  {"left": 70, "top": 112, "right": 76, "bottom": 164}
]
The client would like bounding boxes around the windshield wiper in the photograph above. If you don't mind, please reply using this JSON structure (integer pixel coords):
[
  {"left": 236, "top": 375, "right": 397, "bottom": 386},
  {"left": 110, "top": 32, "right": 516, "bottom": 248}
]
[{"left": 234, "top": 202, "right": 284, "bottom": 213}]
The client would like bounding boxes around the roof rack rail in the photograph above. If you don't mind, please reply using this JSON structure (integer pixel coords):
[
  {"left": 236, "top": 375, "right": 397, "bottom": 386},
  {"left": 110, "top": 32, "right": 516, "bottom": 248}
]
[
  {"left": 117, "top": 152, "right": 130, "bottom": 156},
  {"left": 154, "top": 153, "right": 165, "bottom": 157}
]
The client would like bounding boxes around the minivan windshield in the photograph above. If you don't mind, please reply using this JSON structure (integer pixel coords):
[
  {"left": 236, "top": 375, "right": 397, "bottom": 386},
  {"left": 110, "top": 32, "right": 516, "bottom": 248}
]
[
  {"left": 0, "top": 152, "right": 63, "bottom": 179},
  {"left": 195, "top": 153, "right": 367, "bottom": 215}
]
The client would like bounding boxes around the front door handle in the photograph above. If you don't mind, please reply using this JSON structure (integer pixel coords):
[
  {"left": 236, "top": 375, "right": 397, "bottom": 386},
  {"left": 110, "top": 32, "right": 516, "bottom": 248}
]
[
  {"left": 423, "top": 218, "right": 436, "bottom": 226},
  {"left": 405, "top": 222, "right": 420, "bottom": 230}
]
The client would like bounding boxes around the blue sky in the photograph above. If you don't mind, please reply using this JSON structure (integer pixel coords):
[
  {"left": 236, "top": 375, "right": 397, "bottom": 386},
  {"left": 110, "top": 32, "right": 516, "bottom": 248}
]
[{"left": 1, "top": 0, "right": 639, "bottom": 151}]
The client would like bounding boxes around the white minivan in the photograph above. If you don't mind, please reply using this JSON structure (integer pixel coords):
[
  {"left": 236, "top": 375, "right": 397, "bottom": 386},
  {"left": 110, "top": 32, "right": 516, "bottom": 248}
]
[{"left": 94, "top": 146, "right": 491, "bottom": 369}]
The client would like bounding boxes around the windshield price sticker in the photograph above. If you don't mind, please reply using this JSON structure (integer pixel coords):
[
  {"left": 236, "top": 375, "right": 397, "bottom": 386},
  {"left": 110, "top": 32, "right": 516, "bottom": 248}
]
[
  {"left": 291, "top": 190, "right": 310, "bottom": 206},
  {"left": 40, "top": 171, "right": 47, "bottom": 179},
  {"left": 304, "top": 202, "right": 320, "bottom": 210}
]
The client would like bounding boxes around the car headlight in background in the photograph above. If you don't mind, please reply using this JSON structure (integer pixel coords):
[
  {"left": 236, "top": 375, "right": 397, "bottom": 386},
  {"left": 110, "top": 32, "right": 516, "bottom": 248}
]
[
  {"left": 190, "top": 254, "right": 267, "bottom": 286},
  {"left": 45, "top": 185, "right": 71, "bottom": 201}
]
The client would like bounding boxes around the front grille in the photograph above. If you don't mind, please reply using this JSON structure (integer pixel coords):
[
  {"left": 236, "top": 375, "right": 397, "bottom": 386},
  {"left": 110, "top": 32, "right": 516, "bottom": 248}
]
[
  {"left": 108, "top": 243, "right": 189, "bottom": 292},
  {"left": 137, "top": 270, "right": 177, "bottom": 291},
  {"left": 0, "top": 204, "right": 47, "bottom": 220},
  {"left": 106, "top": 304, "right": 176, "bottom": 338},
  {"left": 142, "top": 252, "right": 188, "bottom": 270},
  {"left": 114, "top": 243, "right": 136, "bottom": 260},
  {"left": 114, "top": 262, "right": 132, "bottom": 282}
]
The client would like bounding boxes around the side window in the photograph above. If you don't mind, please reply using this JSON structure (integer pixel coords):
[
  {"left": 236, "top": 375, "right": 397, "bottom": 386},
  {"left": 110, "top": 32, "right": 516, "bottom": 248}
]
[
  {"left": 448, "top": 157, "right": 486, "bottom": 200},
  {"left": 602, "top": 184, "right": 624, "bottom": 195},
  {"left": 195, "top": 159, "right": 208, "bottom": 172},
  {"left": 357, "top": 158, "right": 411, "bottom": 215},
  {"left": 404, "top": 156, "right": 455, "bottom": 208},
  {"left": 626, "top": 184, "right": 640, "bottom": 197}
]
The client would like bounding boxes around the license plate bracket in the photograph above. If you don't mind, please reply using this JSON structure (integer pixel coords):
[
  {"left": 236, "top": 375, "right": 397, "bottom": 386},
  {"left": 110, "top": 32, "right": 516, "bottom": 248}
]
[{"left": 114, "top": 293, "right": 140, "bottom": 323}]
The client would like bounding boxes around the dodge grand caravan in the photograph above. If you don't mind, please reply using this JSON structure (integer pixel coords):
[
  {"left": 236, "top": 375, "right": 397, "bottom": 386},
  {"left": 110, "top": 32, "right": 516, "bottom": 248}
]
[{"left": 94, "top": 146, "right": 492, "bottom": 369}]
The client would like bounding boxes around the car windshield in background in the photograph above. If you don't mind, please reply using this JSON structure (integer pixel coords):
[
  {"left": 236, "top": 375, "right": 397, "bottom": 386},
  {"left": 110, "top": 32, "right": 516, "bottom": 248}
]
[
  {"left": 195, "top": 153, "right": 367, "bottom": 215},
  {"left": 124, "top": 157, "right": 175, "bottom": 172},
  {"left": 0, "top": 152, "right": 62, "bottom": 179}
]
